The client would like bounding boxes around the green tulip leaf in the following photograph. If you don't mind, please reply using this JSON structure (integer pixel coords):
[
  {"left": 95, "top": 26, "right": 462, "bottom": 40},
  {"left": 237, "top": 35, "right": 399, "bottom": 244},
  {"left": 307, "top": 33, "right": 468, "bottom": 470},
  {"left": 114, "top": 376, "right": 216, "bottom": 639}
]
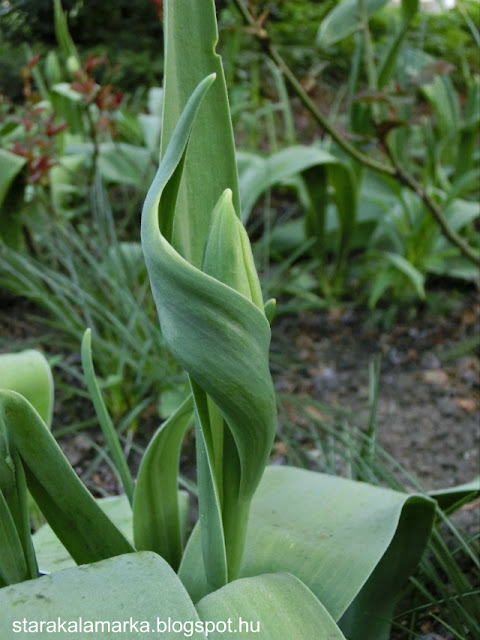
[
  {"left": 0, "top": 391, "right": 134, "bottom": 566},
  {"left": 33, "top": 492, "right": 190, "bottom": 575},
  {"left": 196, "top": 572, "right": 348, "bottom": 640},
  {"left": 133, "top": 395, "right": 194, "bottom": 570},
  {"left": 0, "top": 552, "right": 205, "bottom": 639},
  {"left": 429, "top": 477, "right": 480, "bottom": 513},
  {"left": 161, "top": 0, "right": 240, "bottom": 267},
  {"left": 0, "top": 349, "right": 54, "bottom": 428},
  {"left": 180, "top": 465, "right": 435, "bottom": 640},
  {"left": 0, "top": 406, "right": 37, "bottom": 586},
  {"left": 34, "top": 495, "right": 131, "bottom": 574},
  {"left": 0, "top": 482, "right": 30, "bottom": 587},
  {"left": 141, "top": 69, "right": 276, "bottom": 586}
]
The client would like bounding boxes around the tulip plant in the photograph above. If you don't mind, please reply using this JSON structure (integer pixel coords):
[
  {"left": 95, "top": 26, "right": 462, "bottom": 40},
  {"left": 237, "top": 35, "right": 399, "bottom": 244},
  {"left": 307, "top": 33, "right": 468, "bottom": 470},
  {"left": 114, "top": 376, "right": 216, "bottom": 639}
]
[{"left": 0, "top": 1, "right": 455, "bottom": 638}]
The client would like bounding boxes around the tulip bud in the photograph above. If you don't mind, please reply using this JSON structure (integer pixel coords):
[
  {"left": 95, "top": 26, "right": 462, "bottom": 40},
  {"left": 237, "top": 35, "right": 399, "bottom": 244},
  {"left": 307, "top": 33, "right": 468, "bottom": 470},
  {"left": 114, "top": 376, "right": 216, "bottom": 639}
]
[{"left": 202, "top": 189, "right": 264, "bottom": 311}]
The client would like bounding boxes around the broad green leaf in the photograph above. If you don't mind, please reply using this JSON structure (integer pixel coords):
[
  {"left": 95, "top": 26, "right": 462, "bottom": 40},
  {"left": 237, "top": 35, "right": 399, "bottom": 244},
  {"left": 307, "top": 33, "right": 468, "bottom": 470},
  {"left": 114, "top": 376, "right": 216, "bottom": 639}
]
[
  {"left": 339, "top": 494, "right": 434, "bottom": 639},
  {"left": 429, "top": 477, "right": 480, "bottom": 513},
  {"left": 239, "top": 145, "right": 347, "bottom": 223},
  {"left": 180, "top": 466, "right": 435, "bottom": 640},
  {"left": 0, "top": 390, "right": 38, "bottom": 586},
  {"left": 0, "top": 148, "right": 27, "bottom": 249},
  {"left": 196, "top": 573, "right": 348, "bottom": 640},
  {"left": 34, "top": 495, "right": 133, "bottom": 574},
  {"left": 0, "top": 391, "right": 134, "bottom": 566},
  {"left": 0, "top": 350, "right": 54, "bottom": 427},
  {"left": 246, "top": 467, "right": 435, "bottom": 630},
  {"left": 133, "top": 395, "right": 194, "bottom": 570},
  {"left": 161, "top": 0, "right": 240, "bottom": 267},
  {"left": 316, "top": 0, "right": 389, "bottom": 50},
  {"left": 0, "top": 552, "right": 205, "bottom": 639}
]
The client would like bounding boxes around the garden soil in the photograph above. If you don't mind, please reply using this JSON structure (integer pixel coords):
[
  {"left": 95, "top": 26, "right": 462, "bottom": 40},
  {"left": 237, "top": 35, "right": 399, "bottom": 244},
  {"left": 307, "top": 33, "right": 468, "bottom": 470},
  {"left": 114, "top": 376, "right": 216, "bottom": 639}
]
[{"left": 270, "top": 291, "right": 480, "bottom": 496}]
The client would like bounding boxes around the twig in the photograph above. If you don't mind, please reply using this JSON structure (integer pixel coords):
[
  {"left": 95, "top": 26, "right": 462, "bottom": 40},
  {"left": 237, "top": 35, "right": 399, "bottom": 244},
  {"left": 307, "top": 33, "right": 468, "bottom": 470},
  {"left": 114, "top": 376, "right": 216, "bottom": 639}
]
[{"left": 232, "top": 0, "right": 480, "bottom": 268}]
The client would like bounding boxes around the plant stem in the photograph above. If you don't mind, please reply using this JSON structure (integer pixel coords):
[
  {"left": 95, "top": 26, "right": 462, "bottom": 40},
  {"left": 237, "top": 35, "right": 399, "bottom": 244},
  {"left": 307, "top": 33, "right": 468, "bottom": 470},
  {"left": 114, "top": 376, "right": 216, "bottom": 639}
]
[{"left": 232, "top": 0, "right": 480, "bottom": 268}]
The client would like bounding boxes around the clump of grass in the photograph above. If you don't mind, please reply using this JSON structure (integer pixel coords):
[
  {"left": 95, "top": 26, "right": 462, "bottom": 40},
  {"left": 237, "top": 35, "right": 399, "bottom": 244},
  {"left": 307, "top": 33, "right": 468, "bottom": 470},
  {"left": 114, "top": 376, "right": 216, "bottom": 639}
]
[{"left": 0, "top": 175, "right": 184, "bottom": 432}]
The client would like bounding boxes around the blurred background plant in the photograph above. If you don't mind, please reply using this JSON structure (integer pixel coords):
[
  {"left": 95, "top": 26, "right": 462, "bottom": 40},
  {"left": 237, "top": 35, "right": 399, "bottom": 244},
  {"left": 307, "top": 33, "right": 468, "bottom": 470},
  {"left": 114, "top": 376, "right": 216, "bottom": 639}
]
[
  {"left": 0, "top": 0, "right": 180, "bottom": 432},
  {"left": 222, "top": 0, "right": 479, "bottom": 316}
]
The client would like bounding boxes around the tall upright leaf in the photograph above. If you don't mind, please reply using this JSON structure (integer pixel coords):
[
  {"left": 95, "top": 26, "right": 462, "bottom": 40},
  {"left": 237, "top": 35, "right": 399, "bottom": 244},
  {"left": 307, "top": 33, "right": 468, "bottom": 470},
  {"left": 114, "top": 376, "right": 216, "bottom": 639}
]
[
  {"left": 161, "top": 0, "right": 240, "bottom": 267},
  {"left": 140, "top": 0, "right": 277, "bottom": 592},
  {"left": 141, "top": 72, "right": 276, "bottom": 590},
  {"left": 133, "top": 396, "right": 194, "bottom": 570}
]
